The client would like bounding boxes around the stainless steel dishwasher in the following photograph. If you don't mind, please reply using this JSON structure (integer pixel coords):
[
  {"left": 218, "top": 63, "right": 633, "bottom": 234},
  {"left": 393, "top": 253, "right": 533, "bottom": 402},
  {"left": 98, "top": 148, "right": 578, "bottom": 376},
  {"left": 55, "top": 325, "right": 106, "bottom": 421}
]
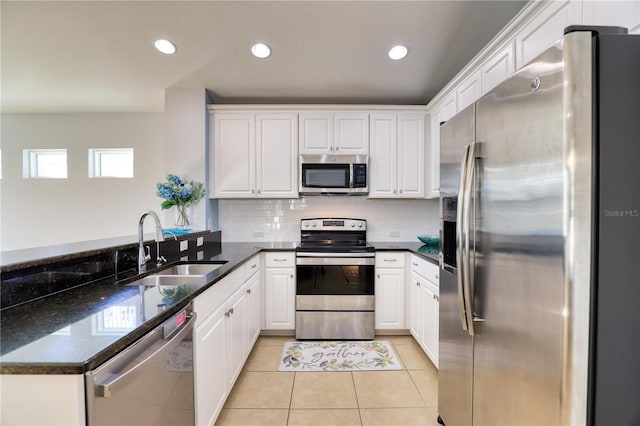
[{"left": 85, "top": 303, "right": 195, "bottom": 425}]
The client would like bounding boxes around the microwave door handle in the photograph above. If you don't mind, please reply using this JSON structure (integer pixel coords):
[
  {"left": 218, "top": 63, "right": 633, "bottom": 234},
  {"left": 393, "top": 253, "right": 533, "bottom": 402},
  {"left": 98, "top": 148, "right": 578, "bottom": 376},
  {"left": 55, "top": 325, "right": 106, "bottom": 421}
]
[
  {"left": 349, "top": 163, "right": 354, "bottom": 188},
  {"left": 462, "top": 142, "right": 478, "bottom": 336},
  {"left": 93, "top": 312, "right": 196, "bottom": 398},
  {"left": 456, "top": 145, "right": 471, "bottom": 332}
]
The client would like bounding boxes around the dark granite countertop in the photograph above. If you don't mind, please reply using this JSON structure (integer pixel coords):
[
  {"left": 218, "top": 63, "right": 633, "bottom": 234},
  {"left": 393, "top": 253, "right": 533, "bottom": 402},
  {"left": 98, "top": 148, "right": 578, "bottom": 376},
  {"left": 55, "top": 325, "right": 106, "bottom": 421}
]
[
  {"left": 0, "top": 242, "right": 295, "bottom": 375},
  {"left": 0, "top": 240, "right": 436, "bottom": 375}
]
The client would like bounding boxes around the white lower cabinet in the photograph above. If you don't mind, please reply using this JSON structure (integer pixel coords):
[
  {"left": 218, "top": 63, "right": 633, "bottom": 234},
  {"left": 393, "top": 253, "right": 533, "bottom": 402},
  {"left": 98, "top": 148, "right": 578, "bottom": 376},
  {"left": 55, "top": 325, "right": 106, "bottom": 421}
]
[
  {"left": 264, "top": 252, "right": 296, "bottom": 330},
  {"left": 194, "top": 302, "right": 227, "bottom": 426},
  {"left": 409, "top": 255, "right": 440, "bottom": 367},
  {"left": 193, "top": 256, "right": 262, "bottom": 426},
  {"left": 374, "top": 252, "right": 406, "bottom": 330}
]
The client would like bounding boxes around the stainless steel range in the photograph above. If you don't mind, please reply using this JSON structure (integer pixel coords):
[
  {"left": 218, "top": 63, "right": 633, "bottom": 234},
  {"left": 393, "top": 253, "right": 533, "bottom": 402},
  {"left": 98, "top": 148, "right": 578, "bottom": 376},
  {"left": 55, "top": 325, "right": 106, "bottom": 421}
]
[{"left": 295, "top": 218, "right": 375, "bottom": 340}]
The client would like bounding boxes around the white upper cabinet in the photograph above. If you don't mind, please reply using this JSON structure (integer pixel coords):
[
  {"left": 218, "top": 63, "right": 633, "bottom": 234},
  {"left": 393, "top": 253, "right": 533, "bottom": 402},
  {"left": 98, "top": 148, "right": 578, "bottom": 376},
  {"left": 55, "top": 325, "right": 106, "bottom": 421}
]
[
  {"left": 369, "top": 113, "right": 425, "bottom": 199},
  {"left": 457, "top": 69, "right": 481, "bottom": 113},
  {"left": 440, "top": 92, "right": 458, "bottom": 123},
  {"left": 582, "top": 1, "right": 640, "bottom": 34},
  {"left": 211, "top": 112, "right": 298, "bottom": 198},
  {"left": 212, "top": 113, "right": 255, "bottom": 198},
  {"left": 397, "top": 114, "right": 426, "bottom": 198},
  {"left": 256, "top": 114, "right": 298, "bottom": 198},
  {"left": 515, "top": 0, "right": 582, "bottom": 70},
  {"left": 299, "top": 112, "right": 369, "bottom": 155},
  {"left": 481, "top": 41, "right": 516, "bottom": 95},
  {"left": 427, "top": 109, "right": 441, "bottom": 198},
  {"left": 298, "top": 113, "right": 333, "bottom": 153}
]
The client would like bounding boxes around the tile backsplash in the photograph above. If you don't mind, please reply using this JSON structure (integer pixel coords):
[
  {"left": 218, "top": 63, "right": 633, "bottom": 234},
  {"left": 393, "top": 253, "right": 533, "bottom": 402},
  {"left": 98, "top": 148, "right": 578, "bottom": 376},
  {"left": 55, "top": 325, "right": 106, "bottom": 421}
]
[{"left": 218, "top": 197, "right": 439, "bottom": 242}]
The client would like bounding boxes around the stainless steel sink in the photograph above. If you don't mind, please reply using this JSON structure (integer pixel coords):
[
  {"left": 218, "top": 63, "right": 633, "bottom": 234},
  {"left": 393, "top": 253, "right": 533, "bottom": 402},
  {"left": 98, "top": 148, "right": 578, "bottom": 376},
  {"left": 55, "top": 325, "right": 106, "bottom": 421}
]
[
  {"left": 125, "top": 275, "right": 203, "bottom": 287},
  {"left": 155, "top": 263, "right": 225, "bottom": 277}
]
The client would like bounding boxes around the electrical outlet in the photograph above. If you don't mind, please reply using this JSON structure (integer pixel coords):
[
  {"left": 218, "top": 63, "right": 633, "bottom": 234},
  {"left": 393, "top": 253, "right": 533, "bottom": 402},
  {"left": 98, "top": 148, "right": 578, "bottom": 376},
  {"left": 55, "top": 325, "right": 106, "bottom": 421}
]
[
  {"left": 180, "top": 240, "right": 189, "bottom": 252},
  {"left": 197, "top": 237, "right": 204, "bottom": 247},
  {"left": 388, "top": 230, "right": 400, "bottom": 237},
  {"left": 253, "top": 230, "right": 264, "bottom": 237}
]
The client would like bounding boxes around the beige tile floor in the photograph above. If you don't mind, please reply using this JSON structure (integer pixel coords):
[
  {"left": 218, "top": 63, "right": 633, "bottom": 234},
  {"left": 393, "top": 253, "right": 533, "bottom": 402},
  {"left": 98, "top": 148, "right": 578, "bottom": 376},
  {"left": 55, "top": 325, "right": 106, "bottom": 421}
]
[{"left": 215, "top": 336, "right": 440, "bottom": 426}]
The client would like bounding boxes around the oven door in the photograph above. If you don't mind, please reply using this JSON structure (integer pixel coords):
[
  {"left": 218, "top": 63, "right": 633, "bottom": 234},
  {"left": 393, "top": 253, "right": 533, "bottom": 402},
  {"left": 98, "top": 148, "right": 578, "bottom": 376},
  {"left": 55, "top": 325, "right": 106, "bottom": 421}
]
[
  {"left": 296, "top": 255, "right": 374, "bottom": 296},
  {"left": 296, "top": 254, "right": 375, "bottom": 339}
]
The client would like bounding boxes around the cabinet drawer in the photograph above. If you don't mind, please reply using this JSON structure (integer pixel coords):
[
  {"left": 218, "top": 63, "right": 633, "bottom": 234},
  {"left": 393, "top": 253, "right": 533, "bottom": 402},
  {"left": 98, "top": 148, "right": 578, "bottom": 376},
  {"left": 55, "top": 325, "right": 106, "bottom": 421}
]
[
  {"left": 422, "top": 260, "right": 439, "bottom": 285},
  {"left": 264, "top": 252, "right": 295, "bottom": 268},
  {"left": 375, "top": 252, "right": 405, "bottom": 268},
  {"left": 192, "top": 267, "right": 244, "bottom": 328},
  {"left": 410, "top": 255, "right": 422, "bottom": 274},
  {"left": 244, "top": 255, "right": 261, "bottom": 279}
]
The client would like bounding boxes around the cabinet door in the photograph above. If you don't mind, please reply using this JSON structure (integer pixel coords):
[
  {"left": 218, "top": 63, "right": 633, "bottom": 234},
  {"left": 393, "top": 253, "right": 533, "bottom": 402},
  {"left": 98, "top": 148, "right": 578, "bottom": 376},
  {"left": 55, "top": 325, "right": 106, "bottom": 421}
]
[
  {"left": 334, "top": 112, "right": 369, "bottom": 154},
  {"left": 409, "top": 274, "right": 422, "bottom": 340},
  {"left": 375, "top": 267, "right": 406, "bottom": 329},
  {"left": 481, "top": 41, "right": 515, "bottom": 95},
  {"left": 397, "top": 114, "right": 425, "bottom": 198},
  {"left": 212, "top": 114, "right": 255, "bottom": 197},
  {"left": 421, "top": 282, "right": 439, "bottom": 367},
  {"left": 440, "top": 92, "right": 458, "bottom": 122},
  {"left": 194, "top": 303, "right": 227, "bottom": 426},
  {"left": 369, "top": 114, "right": 398, "bottom": 198},
  {"left": 264, "top": 267, "right": 296, "bottom": 329},
  {"left": 427, "top": 109, "right": 441, "bottom": 198},
  {"left": 245, "top": 272, "right": 261, "bottom": 352},
  {"left": 582, "top": 0, "right": 640, "bottom": 34},
  {"left": 299, "top": 113, "right": 333, "bottom": 154},
  {"left": 515, "top": 0, "right": 582, "bottom": 70},
  {"left": 226, "top": 287, "right": 247, "bottom": 389},
  {"left": 256, "top": 114, "right": 298, "bottom": 198},
  {"left": 456, "top": 70, "right": 481, "bottom": 113}
]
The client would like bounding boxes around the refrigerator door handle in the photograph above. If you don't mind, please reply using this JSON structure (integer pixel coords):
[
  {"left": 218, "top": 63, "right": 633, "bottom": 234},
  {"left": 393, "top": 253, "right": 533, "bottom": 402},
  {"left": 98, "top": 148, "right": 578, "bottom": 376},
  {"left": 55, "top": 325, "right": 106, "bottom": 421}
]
[
  {"left": 462, "top": 142, "right": 478, "bottom": 336},
  {"left": 456, "top": 144, "right": 471, "bottom": 331}
]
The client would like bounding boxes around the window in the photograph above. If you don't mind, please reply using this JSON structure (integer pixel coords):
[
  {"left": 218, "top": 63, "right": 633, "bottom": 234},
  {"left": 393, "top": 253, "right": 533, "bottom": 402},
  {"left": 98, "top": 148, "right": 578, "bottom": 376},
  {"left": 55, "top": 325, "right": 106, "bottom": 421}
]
[
  {"left": 23, "top": 149, "right": 67, "bottom": 178},
  {"left": 88, "top": 148, "right": 133, "bottom": 178}
]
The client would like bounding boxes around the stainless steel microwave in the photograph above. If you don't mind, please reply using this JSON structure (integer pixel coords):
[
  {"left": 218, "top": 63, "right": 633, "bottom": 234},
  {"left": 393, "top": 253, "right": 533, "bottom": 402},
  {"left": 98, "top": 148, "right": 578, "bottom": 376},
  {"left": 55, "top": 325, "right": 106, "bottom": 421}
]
[{"left": 299, "top": 154, "right": 368, "bottom": 195}]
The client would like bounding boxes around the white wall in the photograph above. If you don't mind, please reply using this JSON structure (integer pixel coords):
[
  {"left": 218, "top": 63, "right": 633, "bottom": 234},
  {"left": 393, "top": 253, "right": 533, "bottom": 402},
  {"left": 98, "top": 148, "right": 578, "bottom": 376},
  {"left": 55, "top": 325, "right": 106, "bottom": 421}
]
[
  {"left": 218, "top": 197, "right": 439, "bottom": 243},
  {"left": 1, "top": 113, "right": 164, "bottom": 251},
  {"left": 164, "top": 89, "right": 212, "bottom": 231}
]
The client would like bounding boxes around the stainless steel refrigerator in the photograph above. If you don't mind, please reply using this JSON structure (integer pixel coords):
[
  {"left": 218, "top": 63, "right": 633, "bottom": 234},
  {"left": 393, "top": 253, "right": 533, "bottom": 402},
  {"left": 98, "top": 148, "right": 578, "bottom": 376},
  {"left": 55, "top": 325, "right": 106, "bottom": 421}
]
[{"left": 438, "top": 26, "right": 640, "bottom": 426}]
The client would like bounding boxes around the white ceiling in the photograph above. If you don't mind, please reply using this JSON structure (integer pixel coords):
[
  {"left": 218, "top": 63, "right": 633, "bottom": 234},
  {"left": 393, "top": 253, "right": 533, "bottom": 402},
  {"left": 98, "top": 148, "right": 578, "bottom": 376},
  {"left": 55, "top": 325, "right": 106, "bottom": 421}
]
[{"left": 1, "top": 1, "right": 526, "bottom": 113}]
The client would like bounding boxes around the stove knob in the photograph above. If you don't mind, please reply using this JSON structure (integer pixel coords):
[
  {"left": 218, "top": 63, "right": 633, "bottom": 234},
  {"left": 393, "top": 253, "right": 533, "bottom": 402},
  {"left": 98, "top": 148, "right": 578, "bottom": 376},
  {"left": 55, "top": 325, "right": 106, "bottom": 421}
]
[
  {"left": 358, "top": 223, "right": 364, "bottom": 228},
  {"left": 312, "top": 223, "right": 317, "bottom": 228},
  {"left": 350, "top": 222, "right": 356, "bottom": 228},
  {"left": 303, "top": 222, "right": 309, "bottom": 228}
]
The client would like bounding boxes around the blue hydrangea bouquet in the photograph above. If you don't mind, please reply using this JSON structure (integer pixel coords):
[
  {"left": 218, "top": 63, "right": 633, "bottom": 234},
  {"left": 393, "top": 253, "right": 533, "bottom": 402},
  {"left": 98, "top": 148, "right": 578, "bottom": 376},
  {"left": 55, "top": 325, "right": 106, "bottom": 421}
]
[{"left": 156, "top": 174, "right": 205, "bottom": 227}]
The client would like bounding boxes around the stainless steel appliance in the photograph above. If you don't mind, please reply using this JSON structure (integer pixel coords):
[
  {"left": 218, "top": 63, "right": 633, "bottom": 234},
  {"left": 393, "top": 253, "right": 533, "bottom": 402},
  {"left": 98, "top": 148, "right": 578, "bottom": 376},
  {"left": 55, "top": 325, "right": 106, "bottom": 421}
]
[
  {"left": 438, "top": 26, "right": 640, "bottom": 425},
  {"left": 296, "top": 218, "right": 375, "bottom": 339},
  {"left": 86, "top": 304, "right": 196, "bottom": 425},
  {"left": 299, "top": 155, "right": 368, "bottom": 195}
]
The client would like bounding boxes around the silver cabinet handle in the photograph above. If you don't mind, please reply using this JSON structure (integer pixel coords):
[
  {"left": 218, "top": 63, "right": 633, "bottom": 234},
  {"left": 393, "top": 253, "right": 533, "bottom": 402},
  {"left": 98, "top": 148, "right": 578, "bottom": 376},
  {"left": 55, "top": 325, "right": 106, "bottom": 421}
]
[
  {"left": 383, "top": 259, "right": 397, "bottom": 262},
  {"left": 335, "top": 146, "right": 339, "bottom": 151},
  {"left": 257, "top": 189, "right": 261, "bottom": 194},
  {"left": 229, "top": 308, "right": 234, "bottom": 315},
  {"left": 94, "top": 311, "right": 196, "bottom": 398},
  {"left": 251, "top": 264, "right": 257, "bottom": 269},
  {"left": 393, "top": 189, "right": 397, "bottom": 194},
  {"left": 225, "top": 310, "right": 230, "bottom": 317},
  {"left": 399, "top": 189, "right": 403, "bottom": 194},
  {"left": 251, "top": 189, "right": 255, "bottom": 194},
  {"left": 412, "top": 262, "right": 419, "bottom": 267},
  {"left": 416, "top": 282, "right": 420, "bottom": 287},
  {"left": 377, "top": 274, "right": 380, "bottom": 279},
  {"left": 247, "top": 289, "right": 251, "bottom": 294},
  {"left": 273, "top": 258, "right": 287, "bottom": 262},
  {"left": 290, "top": 274, "right": 293, "bottom": 278}
]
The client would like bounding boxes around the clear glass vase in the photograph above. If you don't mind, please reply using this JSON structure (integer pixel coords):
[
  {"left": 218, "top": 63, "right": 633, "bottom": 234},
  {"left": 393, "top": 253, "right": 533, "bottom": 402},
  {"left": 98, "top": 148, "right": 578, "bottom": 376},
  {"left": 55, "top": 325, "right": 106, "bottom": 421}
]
[{"left": 174, "top": 204, "right": 191, "bottom": 228}]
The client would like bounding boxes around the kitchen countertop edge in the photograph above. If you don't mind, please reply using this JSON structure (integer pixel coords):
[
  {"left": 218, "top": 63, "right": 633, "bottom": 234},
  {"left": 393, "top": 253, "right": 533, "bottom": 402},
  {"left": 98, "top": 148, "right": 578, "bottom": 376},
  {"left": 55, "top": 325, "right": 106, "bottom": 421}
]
[{"left": 1, "top": 241, "right": 438, "bottom": 375}]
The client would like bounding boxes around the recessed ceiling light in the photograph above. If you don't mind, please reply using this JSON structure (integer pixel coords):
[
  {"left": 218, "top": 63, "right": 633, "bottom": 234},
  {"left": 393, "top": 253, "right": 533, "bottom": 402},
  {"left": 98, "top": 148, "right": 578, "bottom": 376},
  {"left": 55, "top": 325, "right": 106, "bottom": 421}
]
[
  {"left": 388, "top": 45, "right": 408, "bottom": 61},
  {"left": 154, "top": 39, "right": 176, "bottom": 55},
  {"left": 251, "top": 43, "right": 271, "bottom": 59}
]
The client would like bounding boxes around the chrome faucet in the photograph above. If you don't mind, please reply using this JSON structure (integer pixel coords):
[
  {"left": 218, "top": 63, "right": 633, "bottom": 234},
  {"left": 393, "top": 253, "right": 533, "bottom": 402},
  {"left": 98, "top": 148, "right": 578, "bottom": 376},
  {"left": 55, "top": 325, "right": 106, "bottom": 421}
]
[{"left": 138, "top": 210, "right": 165, "bottom": 272}]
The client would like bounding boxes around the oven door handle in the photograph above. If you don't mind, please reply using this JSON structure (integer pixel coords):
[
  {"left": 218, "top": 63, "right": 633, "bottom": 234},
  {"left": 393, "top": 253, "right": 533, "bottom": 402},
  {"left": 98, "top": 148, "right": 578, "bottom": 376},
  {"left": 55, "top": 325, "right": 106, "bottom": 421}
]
[
  {"left": 295, "top": 252, "right": 375, "bottom": 258},
  {"left": 296, "top": 257, "right": 375, "bottom": 266}
]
